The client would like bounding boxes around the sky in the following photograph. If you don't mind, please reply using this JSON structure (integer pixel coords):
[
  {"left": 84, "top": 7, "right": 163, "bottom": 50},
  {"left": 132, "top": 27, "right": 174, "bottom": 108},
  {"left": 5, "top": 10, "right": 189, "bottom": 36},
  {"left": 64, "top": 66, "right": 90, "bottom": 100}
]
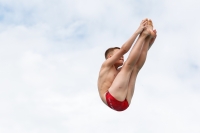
[{"left": 0, "top": 0, "right": 200, "bottom": 133}]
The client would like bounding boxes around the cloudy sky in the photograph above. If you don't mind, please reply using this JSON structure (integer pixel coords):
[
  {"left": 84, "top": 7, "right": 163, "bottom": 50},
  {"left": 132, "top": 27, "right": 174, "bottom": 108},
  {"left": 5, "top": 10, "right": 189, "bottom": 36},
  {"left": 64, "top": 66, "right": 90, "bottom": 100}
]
[{"left": 0, "top": 0, "right": 200, "bottom": 133}]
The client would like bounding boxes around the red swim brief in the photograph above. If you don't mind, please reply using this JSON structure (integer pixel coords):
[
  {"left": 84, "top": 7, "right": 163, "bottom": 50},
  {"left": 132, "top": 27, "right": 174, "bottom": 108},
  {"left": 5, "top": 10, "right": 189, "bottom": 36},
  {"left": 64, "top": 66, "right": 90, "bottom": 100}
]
[{"left": 106, "top": 92, "right": 129, "bottom": 111}]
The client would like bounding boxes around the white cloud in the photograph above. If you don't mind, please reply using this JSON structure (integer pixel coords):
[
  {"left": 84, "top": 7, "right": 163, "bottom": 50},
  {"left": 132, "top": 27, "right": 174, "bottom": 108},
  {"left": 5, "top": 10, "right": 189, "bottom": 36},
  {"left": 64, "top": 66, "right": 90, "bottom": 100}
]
[{"left": 0, "top": 0, "right": 200, "bottom": 133}]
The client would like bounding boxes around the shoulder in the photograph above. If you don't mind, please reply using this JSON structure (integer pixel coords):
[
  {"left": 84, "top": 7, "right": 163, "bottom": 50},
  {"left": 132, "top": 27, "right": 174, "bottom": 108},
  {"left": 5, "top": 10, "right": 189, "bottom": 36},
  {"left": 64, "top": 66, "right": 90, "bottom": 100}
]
[
  {"left": 99, "top": 60, "right": 111, "bottom": 74},
  {"left": 101, "top": 59, "right": 112, "bottom": 68}
]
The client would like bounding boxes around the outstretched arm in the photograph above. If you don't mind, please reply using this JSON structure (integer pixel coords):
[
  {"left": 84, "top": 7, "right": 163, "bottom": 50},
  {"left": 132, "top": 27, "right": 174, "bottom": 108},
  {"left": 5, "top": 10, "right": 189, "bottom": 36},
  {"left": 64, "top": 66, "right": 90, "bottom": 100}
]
[
  {"left": 121, "top": 19, "right": 148, "bottom": 53},
  {"left": 104, "top": 19, "right": 148, "bottom": 66}
]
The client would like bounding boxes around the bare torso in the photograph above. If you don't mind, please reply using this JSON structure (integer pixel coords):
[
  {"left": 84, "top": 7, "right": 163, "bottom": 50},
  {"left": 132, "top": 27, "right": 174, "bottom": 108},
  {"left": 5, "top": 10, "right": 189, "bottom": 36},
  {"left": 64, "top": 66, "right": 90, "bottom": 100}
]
[{"left": 98, "top": 64, "right": 120, "bottom": 104}]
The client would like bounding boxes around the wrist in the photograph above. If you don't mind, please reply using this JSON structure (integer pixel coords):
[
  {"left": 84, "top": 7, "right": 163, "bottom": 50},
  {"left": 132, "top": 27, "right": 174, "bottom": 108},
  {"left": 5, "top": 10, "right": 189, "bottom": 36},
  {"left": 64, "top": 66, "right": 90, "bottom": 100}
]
[
  {"left": 134, "top": 30, "right": 140, "bottom": 36},
  {"left": 135, "top": 29, "right": 141, "bottom": 35}
]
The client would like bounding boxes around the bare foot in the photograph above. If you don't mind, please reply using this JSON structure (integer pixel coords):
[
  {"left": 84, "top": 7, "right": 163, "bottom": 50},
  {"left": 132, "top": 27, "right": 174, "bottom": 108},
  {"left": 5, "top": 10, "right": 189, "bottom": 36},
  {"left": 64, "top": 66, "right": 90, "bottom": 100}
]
[
  {"left": 148, "top": 19, "right": 153, "bottom": 30},
  {"left": 147, "top": 19, "right": 156, "bottom": 38},
  {"left": 141, "top": 19, "right": 153, "bottom": 37},
  {"left": 141, "top": 27, "right": 151, "bottom": 37},
  {"left": 145, "top": 20, "right": 157, "bottom": 49},
  {"left": 149, "top": 29, "right": 157, "bottom": 49}
]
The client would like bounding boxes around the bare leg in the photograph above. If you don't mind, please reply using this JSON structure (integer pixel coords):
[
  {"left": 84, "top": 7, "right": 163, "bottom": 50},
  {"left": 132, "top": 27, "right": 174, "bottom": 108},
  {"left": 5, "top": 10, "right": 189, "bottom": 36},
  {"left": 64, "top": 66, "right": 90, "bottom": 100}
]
[
  {"left": 108, "top": 29, "right": 151, "bottom": 101},
  {"left": 126, "top": 36, "right": 152, "bottom": 104},
  {"left": 126, "top": 20, "right": 157, "bottom": 104}
]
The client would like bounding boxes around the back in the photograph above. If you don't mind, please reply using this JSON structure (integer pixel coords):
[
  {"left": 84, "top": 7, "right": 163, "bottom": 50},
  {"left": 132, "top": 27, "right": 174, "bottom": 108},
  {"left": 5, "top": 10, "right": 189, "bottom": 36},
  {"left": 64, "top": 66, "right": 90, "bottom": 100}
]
[{"left": 97, "top": 63, "right": 119, "bottom": 103}]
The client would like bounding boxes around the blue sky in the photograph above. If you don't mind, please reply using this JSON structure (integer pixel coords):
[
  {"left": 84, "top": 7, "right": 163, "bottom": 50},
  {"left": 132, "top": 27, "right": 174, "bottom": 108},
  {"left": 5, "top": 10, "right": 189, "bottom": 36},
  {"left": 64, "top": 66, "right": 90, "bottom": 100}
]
[{"left": 0, "top": 0, "right": 200, "bottom": 133}]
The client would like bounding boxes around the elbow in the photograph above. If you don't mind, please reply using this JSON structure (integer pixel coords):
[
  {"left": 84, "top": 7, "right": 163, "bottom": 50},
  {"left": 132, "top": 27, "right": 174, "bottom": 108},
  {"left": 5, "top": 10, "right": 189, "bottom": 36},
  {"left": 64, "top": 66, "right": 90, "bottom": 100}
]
[{"left": 120, "top": 47, "right": 128, "bottom": 54}]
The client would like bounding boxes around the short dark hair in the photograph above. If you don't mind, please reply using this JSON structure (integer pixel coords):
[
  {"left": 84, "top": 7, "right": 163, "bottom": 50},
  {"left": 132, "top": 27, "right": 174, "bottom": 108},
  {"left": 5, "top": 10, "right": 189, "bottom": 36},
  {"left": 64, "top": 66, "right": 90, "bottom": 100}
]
[{"left": 105, "top": 47, "right": 120, "bottom": 59}]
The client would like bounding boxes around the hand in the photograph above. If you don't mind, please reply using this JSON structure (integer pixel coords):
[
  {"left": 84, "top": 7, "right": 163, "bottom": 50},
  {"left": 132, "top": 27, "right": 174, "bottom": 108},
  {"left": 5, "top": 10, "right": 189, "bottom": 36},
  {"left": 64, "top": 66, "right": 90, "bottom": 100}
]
[{"left": 136, "top": 19, "right": 148, "bottom": 34}]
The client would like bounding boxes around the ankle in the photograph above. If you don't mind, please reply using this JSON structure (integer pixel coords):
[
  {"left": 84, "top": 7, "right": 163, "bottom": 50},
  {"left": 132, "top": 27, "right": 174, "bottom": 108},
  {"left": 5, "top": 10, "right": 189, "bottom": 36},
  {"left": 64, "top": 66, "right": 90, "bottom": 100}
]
[{"left": 141, "top": 30, "right": 150, "bottom": 37}]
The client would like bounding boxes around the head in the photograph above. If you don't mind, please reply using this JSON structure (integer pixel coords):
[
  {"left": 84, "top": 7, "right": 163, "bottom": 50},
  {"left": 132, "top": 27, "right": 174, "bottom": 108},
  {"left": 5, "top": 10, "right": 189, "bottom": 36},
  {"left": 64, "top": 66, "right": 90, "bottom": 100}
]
[{"left": 105, "top": 47, "right": 124, "bottom": 67}]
